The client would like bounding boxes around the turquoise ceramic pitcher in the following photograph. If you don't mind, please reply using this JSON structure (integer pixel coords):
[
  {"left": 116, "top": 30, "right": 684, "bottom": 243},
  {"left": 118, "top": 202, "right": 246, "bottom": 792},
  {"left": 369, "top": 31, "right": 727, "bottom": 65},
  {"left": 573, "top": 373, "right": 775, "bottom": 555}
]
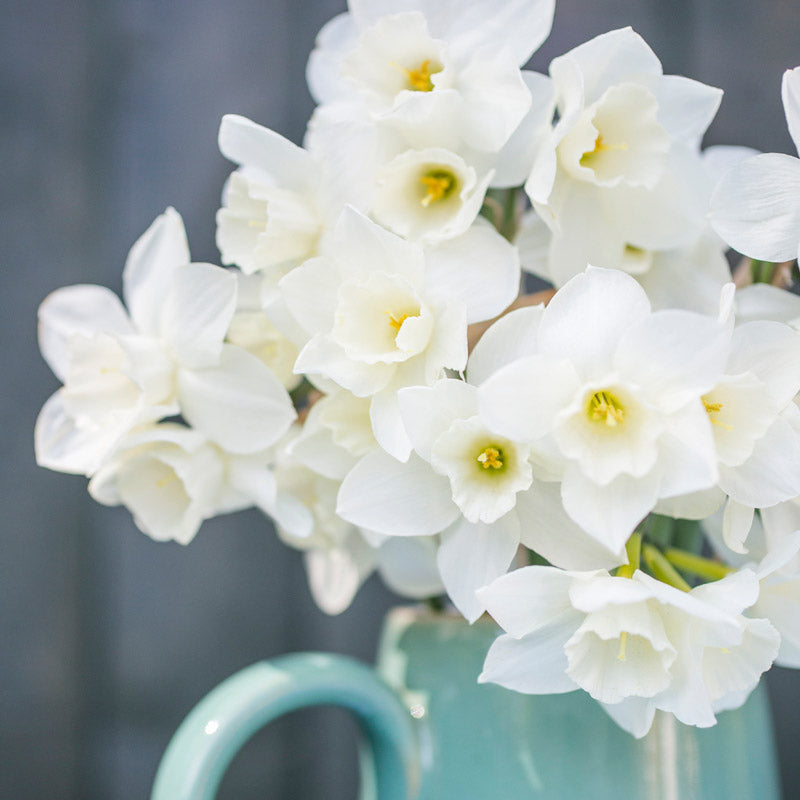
[{"left": 151, "top": 606, "right": 781, "bottom": 799}]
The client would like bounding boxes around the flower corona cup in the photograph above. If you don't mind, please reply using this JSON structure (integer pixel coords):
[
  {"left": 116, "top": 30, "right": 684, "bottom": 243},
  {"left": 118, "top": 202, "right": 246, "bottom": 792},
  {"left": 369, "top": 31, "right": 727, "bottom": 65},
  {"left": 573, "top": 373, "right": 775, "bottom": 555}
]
[{"left": 35, "top": 0, "right": 800, "bottom": 738}]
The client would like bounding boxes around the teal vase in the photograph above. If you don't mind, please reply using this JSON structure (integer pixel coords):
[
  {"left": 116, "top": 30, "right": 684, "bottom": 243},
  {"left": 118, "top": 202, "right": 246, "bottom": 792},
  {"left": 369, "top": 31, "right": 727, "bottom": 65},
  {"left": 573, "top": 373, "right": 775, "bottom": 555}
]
[{"left": 151, "top": 606, "right": 781, "bottom": 799}]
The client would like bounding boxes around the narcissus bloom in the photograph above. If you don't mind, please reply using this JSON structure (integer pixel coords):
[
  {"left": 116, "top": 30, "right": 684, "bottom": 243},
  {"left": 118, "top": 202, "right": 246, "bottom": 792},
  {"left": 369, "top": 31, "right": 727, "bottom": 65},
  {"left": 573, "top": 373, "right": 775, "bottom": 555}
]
[
  {"left": 478, "top": 267, "right": 729, "bottom": 553},
  {"left": 479, "top": 565, "right": 778, "bottom": 738},
  {"left": 281, "top": 206, "right": 519, "bottom": 459},
  {"left": 35, "top": 209, "right": 296, "bottom": 476},
  {"left": 307, "top": 0, "right": 554, "bottom": 152}
]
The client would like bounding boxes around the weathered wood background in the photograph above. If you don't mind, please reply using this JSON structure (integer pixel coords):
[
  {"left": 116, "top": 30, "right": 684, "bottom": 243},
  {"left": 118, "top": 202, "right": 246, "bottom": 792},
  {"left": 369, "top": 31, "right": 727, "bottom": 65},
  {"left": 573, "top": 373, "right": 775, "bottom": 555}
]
[{"left": 3, "top": 0, "right": 799, "bottom": 796}]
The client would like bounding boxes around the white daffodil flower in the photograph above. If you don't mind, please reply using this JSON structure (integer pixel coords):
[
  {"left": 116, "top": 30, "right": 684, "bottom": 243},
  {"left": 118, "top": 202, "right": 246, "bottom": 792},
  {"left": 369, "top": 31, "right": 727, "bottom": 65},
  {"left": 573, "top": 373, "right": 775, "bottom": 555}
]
[
  {"left": 337, "top": 376, "right": 622, "bottom": 622},
  {"left": 216, "top": 115, "right": 343, "bottom": 288},
  {"left": 307, "top": 0, "right": 554, "bottom": 153},
  {"left": 281, "top": 206, "right": 519, "bottom": 459},
  {"left": 477, "top": 268, "right": 729, "bottom": 553},
  {"left": 524, "top": 28, "right": 722, "bottom": 286},
  {"left": 660, "top": 319, "right": 800, "bottom": 553},
  {"left": 479, "top": 565, "right": 777, "bottom": 738},
  {"left": 88, "top": 424, "right": 230, "bottom": 545},
  {"left": 35, "top": 208, "right": 297, "bottom": 477},
  {"left": 710, "top": 67, "right": 800, "bottom": 262},
  {"left": 305, "top": 106, "right": 496, "bottom": 245},
  {"left": 370, "top": 147, "right": 492, "bottom": 243}
]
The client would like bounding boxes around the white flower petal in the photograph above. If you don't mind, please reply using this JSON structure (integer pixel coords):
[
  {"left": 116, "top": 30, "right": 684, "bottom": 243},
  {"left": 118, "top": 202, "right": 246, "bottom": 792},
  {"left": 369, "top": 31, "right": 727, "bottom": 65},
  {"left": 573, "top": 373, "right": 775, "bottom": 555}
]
[
  {"left": 294, "top": 336, "right": 395, "bottom": 396},
  {"left": 479, "top": 628, "right": 579, "bottom": 695},
  {"left": 369, "top": 387, "right": 413, "bottom": 462},
  {"left": 515, "top": 481, "right": 625, "bottom": 570},
  {"left": 561, "top": 465, "right": 661, "bottom": 554},
  {"left": 550, "top": 28, "right": 662, "bottom": 108},
  {"left": 376, "top": 536, "right": 445, "bottom": 598},
  {"left": 38, "top": 285, "right": 134, "bottom": 381},
  {"left": 478, "top": 354, "right": 579, "bottom": 442},
  {"left": 437, "top": 515, "right": 520, "bottom": 622},
  {"left": 177, "top": 344, "right": 296, "bottom": 454},
  {"left": 123, "top": 208, "right": 190, "bottom": 335},
  {"left": 34, "top": 391, "right": 123, "bottom": 476},
  {"left": 218, "top": 114, "right": 317, "bottom": 190},
  {"left": 704, "top": 617, "right": 778, "bottom": 705},
  {"left": 653, "top": 75, "right": 722, "bottom": 146},
  {"left": 655, "top": 404, "right": 719, "bottom": 499},
  {"left": 729, "top": 321, "right": 800, "bottom": 409},
  {"left": 333, "top": 205, "right": 426, "bottom": 285},
  {"left": 537, "top": 267, "right": 651, "bottom": 379},
  {"left": 443, "top": 0, "right": 555, "bottom": 66},
  {"left": 491, "top": 71, "right": 555, "bottom": 189},
  {"left": 782, "top": 67, "right": 800, "bottom": 156},
  {"left": 337, "top": 450, "right": 459, "bottom": 536},
  {"left": 306, "top": 12, "right": 357, "bottom": 104},
  {"left": 160, "top": 264, "right": 237, "bottom": 369},
  {"left": 600, "top": 697, "right": 655, "bottom": 739},
  {"left": 467, "top": 305, "right": 544, "bottom": 385},
  {"left": 279, "top": 256, "right": 341, "bottom": 337},
  {"left": 478, "top": 565, "right": 579, "bottom": 638},
  {"left": 655, "top": 486, "right": 726, "bottom": 521},
  {"left": 454, "top": 46, "right": 532, "bottom": 152},
  {"left": 615, "top": 310, "right": 730, "bottom": 411},
  {"left": 305, "top": 540, "right": 376, "bottom": 615},
  {"left": 425, "top": 222, "right": 520, "bottom": 324},
  {"left": 398, "top": 379, "right": 477, "bottom": 462},
  {"left": 710, "top": 153, "right": 800, "bottom": 262},
  {"left": 226, "top": 457, "right": 277, "bottom": 514},
  {"left": 719, "top": 411, "right": 800, "bottom": 508}
]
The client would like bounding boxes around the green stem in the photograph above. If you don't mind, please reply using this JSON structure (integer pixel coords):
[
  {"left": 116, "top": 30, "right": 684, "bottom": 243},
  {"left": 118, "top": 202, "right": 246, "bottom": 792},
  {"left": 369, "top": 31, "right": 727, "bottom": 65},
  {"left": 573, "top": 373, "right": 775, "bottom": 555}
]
[
  {"left": 482, "top": 187, "right": 521, "bottom": 242},
  {"left": 750, "top": 259, "right": 776, "bottom": 284},
  {"left": 664, "top": 548, "right": 734, "bottom": 582},
  {"left": 642, "top": 544, "right": 691, "bottom": 592},
  {"left": 616, "top": 531, "right": 642, "bottom": 579}
]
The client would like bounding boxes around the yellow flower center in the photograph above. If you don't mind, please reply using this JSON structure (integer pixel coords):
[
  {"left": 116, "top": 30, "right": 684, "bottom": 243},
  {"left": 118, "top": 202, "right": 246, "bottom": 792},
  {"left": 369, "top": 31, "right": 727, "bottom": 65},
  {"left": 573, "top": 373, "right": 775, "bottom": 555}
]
[
  {"left": 477, "top": 446, "right": 504, "bottom": 470},
  {"left": 405, "top": 59, "right": 440, "bottom": 92},
  {"left": 588, "top": 390, "right": 625, "bottom": 427},
  {"left": 580, "top": 134, "right": 629, "bottom": 167},
  {"left": 388, "top": 312, "right": 410, "bottom": 332},
  {"left": 419, "top": 170, "right": 456, "bottom": 206},
  {"left": 703, "top": 397, "right": 732, "bottom": 431}
]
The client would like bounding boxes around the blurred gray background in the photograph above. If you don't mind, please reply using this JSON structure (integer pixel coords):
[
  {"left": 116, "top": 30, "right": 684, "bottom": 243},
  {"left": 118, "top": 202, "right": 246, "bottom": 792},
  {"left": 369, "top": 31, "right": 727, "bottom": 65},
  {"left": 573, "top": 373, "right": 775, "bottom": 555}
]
[{"left": 3, "top": 0, "right": 800, "bottom": 797}]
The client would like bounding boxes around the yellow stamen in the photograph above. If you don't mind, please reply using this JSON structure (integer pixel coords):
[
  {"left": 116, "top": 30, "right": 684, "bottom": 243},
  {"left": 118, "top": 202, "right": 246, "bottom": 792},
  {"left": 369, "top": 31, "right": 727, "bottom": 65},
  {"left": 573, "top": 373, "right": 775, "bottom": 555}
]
[
  {"left": 419, "top": 171, "right": 455, "bottom": 206},
  {"left": 703, "top": 397, "right": 733, "bottom": 431},
  {"left": 157, "top": 471, "right": 179, "bottom": 489},
  {"left": 588, "top": 390, "right": 625, "bottom": 427},
  {"left": 580, "top": 134, "right": 628, "bottom": 166},
  {"left": 388, "top": 312, "right": 409, "bottom": 332},
  {"left": 477, "top": 446, "right": 503, "bottom": 470},
  {"left": 617, "top": 631, "right": 628, "bottom": 662},
  {"left": 405, "top": 59, "right": 438, "bottom": 92}
]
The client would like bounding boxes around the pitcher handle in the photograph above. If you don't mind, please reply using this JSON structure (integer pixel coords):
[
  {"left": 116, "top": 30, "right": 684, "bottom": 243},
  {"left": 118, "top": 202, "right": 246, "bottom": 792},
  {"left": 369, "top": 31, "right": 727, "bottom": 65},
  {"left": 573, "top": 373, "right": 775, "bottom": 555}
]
[{"left": 150, "top": 652, "right": 418, "bottom": 800}]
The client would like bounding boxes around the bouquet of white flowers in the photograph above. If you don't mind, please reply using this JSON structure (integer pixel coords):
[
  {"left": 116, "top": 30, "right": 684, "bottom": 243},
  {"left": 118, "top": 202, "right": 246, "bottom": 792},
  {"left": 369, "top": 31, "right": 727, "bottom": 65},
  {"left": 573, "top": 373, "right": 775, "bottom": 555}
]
[{"left": 35, "top": 0, "right": 800, "bottom": 740}]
